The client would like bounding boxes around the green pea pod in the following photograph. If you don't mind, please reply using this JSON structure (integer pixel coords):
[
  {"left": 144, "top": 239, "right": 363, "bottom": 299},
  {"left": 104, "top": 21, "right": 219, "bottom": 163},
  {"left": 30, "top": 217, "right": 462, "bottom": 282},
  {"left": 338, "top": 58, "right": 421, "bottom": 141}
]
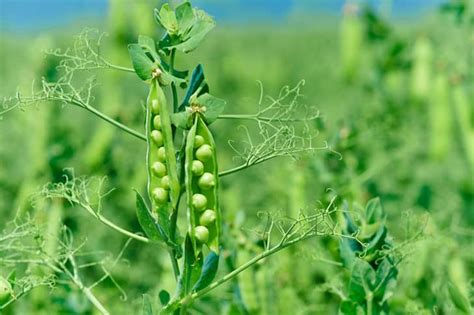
[
  {"left": 185, "top": 115, "right": 220, "bottom": 254},
  {"left": 146, "top": 79, "right": 180, "bottom": 237}
]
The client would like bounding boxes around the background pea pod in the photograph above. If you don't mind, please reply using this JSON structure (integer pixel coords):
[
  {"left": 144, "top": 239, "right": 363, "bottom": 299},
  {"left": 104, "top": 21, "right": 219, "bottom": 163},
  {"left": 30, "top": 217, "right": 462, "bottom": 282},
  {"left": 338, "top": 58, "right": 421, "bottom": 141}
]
[
  {"left": 146, "top": 79, "right": 181, "bottom": 237},
  {"left": 185, "top": 115, "right": 220, "bottom": 254}
]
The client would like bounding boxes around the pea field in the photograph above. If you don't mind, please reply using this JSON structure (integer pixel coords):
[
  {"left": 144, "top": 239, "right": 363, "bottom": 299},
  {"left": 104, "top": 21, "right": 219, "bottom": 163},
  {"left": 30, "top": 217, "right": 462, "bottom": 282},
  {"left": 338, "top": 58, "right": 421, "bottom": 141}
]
[{"left": 0, "top": 1, "right": 472, "bottom": 314}]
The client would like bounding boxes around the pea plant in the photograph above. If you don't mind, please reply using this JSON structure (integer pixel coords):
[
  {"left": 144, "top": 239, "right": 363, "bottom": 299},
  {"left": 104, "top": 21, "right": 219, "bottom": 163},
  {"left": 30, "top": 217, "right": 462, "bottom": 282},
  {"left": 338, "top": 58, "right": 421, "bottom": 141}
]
[{"left": 0, "top": 1, "right": 341, "bottom": 314}]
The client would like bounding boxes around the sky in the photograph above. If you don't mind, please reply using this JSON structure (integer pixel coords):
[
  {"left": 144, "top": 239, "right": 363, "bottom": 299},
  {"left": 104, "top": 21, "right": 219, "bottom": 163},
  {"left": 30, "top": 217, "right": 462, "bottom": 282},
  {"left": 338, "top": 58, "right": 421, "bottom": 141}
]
[{"left": 0, "top": 0, "right": 445, "bottom": 34}]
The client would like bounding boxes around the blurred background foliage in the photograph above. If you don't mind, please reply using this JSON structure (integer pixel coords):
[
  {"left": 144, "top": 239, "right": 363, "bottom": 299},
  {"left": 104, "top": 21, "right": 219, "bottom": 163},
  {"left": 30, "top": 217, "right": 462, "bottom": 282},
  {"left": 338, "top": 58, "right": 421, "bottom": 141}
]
[{"left": 0, "top": 0, "right": 472, "bottom": 314}]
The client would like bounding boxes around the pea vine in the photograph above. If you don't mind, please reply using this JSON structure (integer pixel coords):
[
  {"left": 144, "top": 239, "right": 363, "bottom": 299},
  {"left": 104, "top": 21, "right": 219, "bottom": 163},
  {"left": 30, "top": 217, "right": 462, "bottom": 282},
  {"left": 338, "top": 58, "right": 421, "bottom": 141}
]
[{"left": 0, "top": 1, "right": 354, "bottom": 314}]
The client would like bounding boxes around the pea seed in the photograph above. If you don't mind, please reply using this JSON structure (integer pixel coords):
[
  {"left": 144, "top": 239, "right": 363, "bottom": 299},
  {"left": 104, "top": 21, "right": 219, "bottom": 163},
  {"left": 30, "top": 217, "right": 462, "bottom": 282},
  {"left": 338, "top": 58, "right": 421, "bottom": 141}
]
[
  {"left": 157, "top": 147, "right": 166, "bottom": 162},
  {"left": 196, "top": 144, "right": 213, "bottom": 161},
  {"left": 192, "top": 193, "right": 207, "bottom": 210},
  {"left": 152, "top": 187, "right": 168, "bottom": 203},
  {"left": 191, "top": 160, "right": 204, "bottom": 176},
  {"left": 198, "top": 172, "right": 215, "bottom": 190},
  {"left": 151, "top": 99, "right": 160, "bottom": 114},
  {"left": 194, "top": 225, "right": 209, "bottom": 243},
  {"left": 153, "top": 115, "right": 162, "bottom": 130},
  {"left": 151, "top": 161, "right": 167, "bottom": 177},
  {"left": 161, "top": 175, "right": 170, "bottom": 190},
  {"left": 0, "top": 277, "right": 12, "bottom": 305},
  {"left": 194, "top": 135, "right": 205, "bottom": 148},
  {"left": 199, "top": 209, "right": 216, "bottom": 226},
  {"left": 151, "top": 130, "right": 163, "bottom": 146}
]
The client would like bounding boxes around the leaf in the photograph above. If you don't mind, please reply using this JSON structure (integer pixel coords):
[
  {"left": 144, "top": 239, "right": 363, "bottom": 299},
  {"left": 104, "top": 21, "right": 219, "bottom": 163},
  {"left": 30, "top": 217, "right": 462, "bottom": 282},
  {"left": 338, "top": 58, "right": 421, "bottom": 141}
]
[
  {"left": 364, "top": 227, "right": 387, "bottom": 258},
  {"left": 198, "top": 94, "right": 226, "bottom": 125},
  {"left": 135, "top": 190, "right": 165, "bottom": 242},
  {"left": 155, "top": 4, "right": 178, "bottom": 34},
  {"left": 179, "top": 64, "right": 206, "bottom": 111},
  {"left": 339, "top": 238, "right": 357, "bottom": 268},
  {"left": 7, "top": 270, "right": 16, "bottom": 289},
  {"left": 448, "top": 281, "right": 472, "bottom": 314},
  {"left": 174, "top": 18, "right": 215, "bottom": 53},
  {"left": 192, "top": 251, "right": 220, "bottom": 292},
  {"left": 142, "top": 294, "right": 153, "bottom": 315},
  {"left": 339, "top": 300, "right": 360, "bottom": 315},
  {"left": 374, "top": 258, "right": 398, "bottom": 300},
  {"left": 348, "top": 259, "right": 375, "bottom": 303},
  {"left": 159, "top": 71, "right": 187, "bottom": 88},
  {"left": 128, "top": 44, "right": 155, "bottom": 81},
  {"left": 139, "top": 35, "right": 159, "bottom": 61},
  {"left": 175, "top": 1, "right": 194, "bottom": 34},
  {"left": 160, "top": 59, "right": 189, "bottom": 79},
  {"left": 365, "top": 197, "right": 385, "bottom": 224},
  {"left": 342, "top": 202, "right": 359, "bottom": 235},
  {"left": 171, "top": 111, "right": 193, "bottom": 130},
  {"left": 180, "top": 234, "right": 204, "bottom": 295},
  {"left": 158, "top": 290, "right": 171, "bottom": 306}
]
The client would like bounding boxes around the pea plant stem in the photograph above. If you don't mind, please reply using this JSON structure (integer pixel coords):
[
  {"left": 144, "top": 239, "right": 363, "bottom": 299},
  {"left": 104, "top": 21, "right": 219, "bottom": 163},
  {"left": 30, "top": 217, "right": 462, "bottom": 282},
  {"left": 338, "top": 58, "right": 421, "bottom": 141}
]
[
  {"left": 218, "top": 114, "right": 319, "bottom": 123},
  {"left": 180, "top": 233, "right": 315, "bottom": 306},
  {"left": 170, "top": 49, "right": 179, "bottom": 113},
  {"left": 71, "top": 99, "right": 146, "bottom": 141},
  {"left": 44, "top": 256, "right": 110, "bottom": 315},
  {"left": 166, "top": 47, "right": 182, "bottom": 281},
  {"left": 78, "top": 201, "right": 151, "bottom": 244},
  {"left": 168, "top": 249, "right": 181, "bottom": 280},
  {"left": 102, "top": 60, "right": 135, "bottom": 73}
]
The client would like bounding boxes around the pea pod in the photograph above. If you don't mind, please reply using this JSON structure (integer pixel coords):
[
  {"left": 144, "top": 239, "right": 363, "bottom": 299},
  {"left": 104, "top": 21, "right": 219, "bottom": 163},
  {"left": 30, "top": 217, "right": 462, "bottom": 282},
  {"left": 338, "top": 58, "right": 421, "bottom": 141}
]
[
  {"left": 146, "top": 79, "right": 180, "bottom": 236},
  {"left": 185, "top": 115, "right": 220, "bottom": 254}
]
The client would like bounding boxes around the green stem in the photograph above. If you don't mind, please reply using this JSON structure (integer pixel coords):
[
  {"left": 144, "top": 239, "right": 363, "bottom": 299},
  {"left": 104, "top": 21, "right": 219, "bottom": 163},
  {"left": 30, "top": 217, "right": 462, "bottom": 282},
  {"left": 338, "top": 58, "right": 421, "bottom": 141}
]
[
  {"left": 218, "top": 114, "right": 319, "bottom": 123},
  {"left": 179, "top": 233, "right": 315, "bottom": 305},
  {"left": 71, "top": 99, "right": 146, "bottom": 141},
  {"left": 103, "top": 61, "right": 135, "bottom": 73},
  {"left": 167, "top": 49, "right": 181, "bottom": 280},
  {"left": 218, "top": 164, "right": 248, "bottom": 177},
  {"left": 218, "top": 114, "right": 258, "bottom": 121},
  {"left": 79, "top": 202, "right": 151, "bottom": 244},
  {"left": 170, "top": 49, "right": 179, "bottom": 113},
  {"left": 169, "top": 249, "right": 181, "bottom": 281}
]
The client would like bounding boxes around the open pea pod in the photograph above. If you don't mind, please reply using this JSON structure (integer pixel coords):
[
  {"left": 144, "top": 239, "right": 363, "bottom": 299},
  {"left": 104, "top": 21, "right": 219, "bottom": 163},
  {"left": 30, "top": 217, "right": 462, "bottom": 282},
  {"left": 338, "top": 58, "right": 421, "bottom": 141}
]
[
  {"left": 146, "top": 79, "right": 181, "bottom": 238},
  {"left": 185, "top": 115, "right": 220, "bottom": 254}
]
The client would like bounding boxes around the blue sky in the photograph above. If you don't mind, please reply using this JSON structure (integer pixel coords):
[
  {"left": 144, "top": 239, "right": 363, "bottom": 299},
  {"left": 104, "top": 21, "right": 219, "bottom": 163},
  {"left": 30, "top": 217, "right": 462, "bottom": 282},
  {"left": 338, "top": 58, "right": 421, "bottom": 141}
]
[{"left": 0, "top": 0, "right": 444, "bottom": 34}]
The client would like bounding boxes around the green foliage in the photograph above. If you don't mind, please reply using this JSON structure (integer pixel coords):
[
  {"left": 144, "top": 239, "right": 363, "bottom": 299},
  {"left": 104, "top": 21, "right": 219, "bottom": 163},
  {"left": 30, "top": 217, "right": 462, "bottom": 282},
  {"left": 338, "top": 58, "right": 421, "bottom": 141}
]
[{"left": 339, "top": 198, "right": 398, "bottom": 315}]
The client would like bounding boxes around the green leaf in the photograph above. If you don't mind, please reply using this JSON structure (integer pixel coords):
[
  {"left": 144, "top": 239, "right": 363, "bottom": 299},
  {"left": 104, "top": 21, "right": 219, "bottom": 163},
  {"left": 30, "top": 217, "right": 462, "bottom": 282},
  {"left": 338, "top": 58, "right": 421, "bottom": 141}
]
[
  {"left": 365, "top": 197, "right": 385, "bottom": 224},
  {"left": 139, "top": 35, "right": 156, "bottom": 53},
  {"left": 7, "top": 270, "right": 16, "bottom": 289},
  {"left": 179, "top": 64, "right": 207, "bottom": 111},
  {"left": 174, "top": 17, "right": 215, "bottom": 53},
  {"left": 157, "top": 6, "right": 215, "bottom": 53},
  {"left": 158, "top": 290, "right": 171, "bottom": 306},
  {"left": 340, "top": 300, "right": 360, "bottom": 315},
  {"left": 155, "top": 4, "right": 178, "bottom": 34},
  {"left": 198, "top": 94, "right": 226, "bottom": 125},
  {"left": 160, "top": 60, "right": 189, "bottom": 79},
  {"left": 175, "top": 1, "right": 194, "bottom": 34},
  {"left": 171, "top": 111, "right": 193, "bottom": 130},
  {"left": 128, "top": 44, "right": 155, "bottom": 81},
  {"left": 135, "top": 190, "right": 165, "bottom": 242},
  {"left": 192, "top": 251, "right": 220, "bottom": 292},
  {"left": 139, "top": 35, "right": 159, "bottom": 61},
  {"left": 348, "top": 259, "right": 375, "bottom": 303},
  {"left": 180, "top": 234, "right": 204, "bottom": 295},
  {"left": 374, "top": 258, "right": 398, "bottom": 300},
  {"left": 159, "top": 70, "right": 187, "bottom": 88},
  {"left": 142, "top": 294, "right": 153, "bottom": 315},
  {"left": 448, "top": 282, "right": 472, "bottom": 314},
  {"left": 339, "top": 238, "right": 357, "bottom": 268}
]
